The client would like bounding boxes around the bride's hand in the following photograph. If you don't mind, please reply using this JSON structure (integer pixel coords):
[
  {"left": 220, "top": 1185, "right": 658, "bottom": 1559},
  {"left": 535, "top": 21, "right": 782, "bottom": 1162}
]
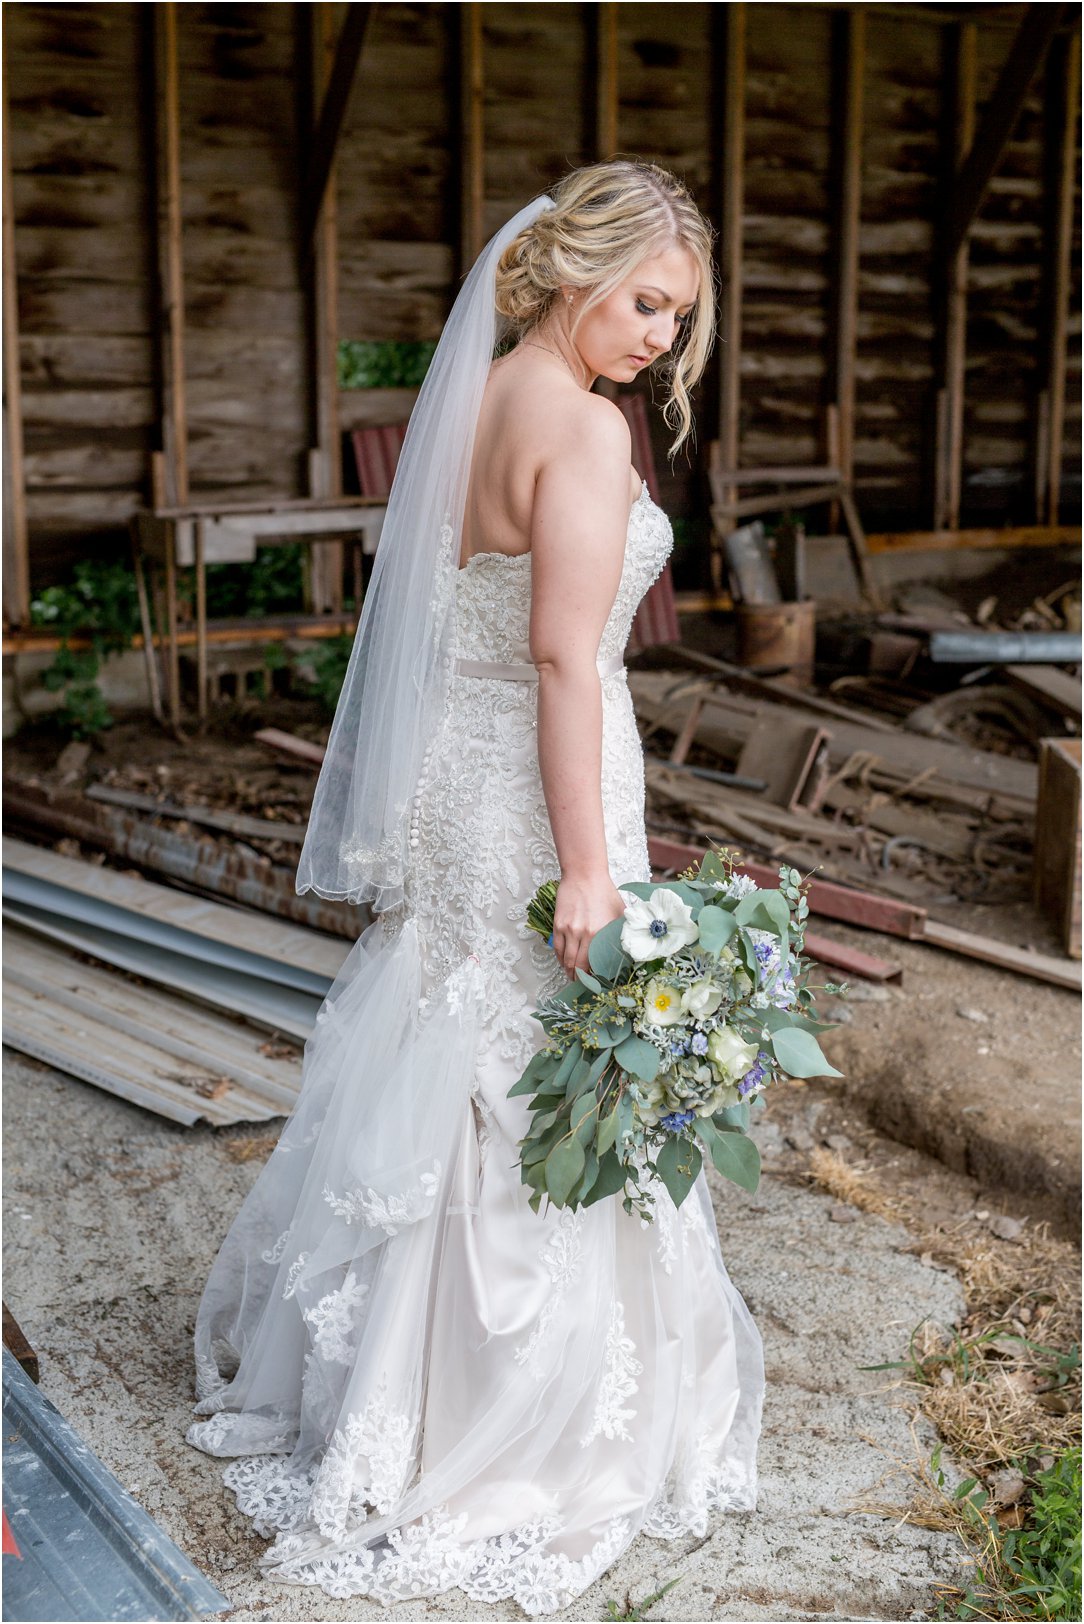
[{"left": 552, "top": 875, "right": 626, "bottom": 978}]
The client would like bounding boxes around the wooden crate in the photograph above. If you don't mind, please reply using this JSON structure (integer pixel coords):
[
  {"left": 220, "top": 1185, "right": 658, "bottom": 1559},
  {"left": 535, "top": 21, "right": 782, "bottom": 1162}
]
[{"left": 1034, "top": 737, "right": 1082, "bottom": 958}]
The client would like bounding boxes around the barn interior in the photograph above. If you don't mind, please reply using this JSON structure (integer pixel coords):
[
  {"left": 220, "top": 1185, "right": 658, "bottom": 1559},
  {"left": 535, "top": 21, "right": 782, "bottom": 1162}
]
[{"left": 1, "top": 7, "right": 1082, "bottom": 1618}]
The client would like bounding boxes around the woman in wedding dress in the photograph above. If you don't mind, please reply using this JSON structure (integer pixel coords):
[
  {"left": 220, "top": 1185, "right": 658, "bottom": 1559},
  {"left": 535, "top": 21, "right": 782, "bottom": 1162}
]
[{"left": 187, "top": 159, "right": 764, "bottom": 1617}]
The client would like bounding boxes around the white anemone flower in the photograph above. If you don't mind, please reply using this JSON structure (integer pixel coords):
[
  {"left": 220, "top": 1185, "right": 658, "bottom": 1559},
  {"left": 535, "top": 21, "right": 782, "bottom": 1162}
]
[{"left": 620, "top": 888, "right": 699, "bottom": 963}]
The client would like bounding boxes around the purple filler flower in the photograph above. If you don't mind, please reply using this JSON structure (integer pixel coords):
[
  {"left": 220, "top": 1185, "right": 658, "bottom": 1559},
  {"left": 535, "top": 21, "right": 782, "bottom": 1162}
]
[
  {"left": 690, "top": 1032, "right": 709, "bottom": 1055},
  {"left": 660, "top": 1109, "right": 696, "bottom": 1132},
  {"left": 738, "top": 1050, "right": 773, "bottom": 1097}
]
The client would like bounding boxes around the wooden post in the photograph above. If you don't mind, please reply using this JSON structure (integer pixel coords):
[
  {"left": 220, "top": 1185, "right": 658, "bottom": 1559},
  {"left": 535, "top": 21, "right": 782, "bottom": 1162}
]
[
  {"left": 457, "top": 3, "right": 485, "bottom": 277},
  {"left": 307, "top": 2, "right": 344, "bottom": 615},
  {"left": 829, "top": 7, "right": 864, "bottom": 496},
  {"left": 713, "top": 3, "right": 746, "bottom": 593},
  {"left": 592, "top": 2, "right": 619, "bottom": 402},
  {"left": 2, "top": 74, "right": 29, "bottom": 628},
  {"left": 299, "top": 3, "right": 371, "bottom": 254},
  {"left": 1041, "top": 27, "right": 1080, "bottom": 524},
  {"left": 935, "top": 21, "right": 976, "bottom": 531},
  {"left": 946, "top": 3, "right": 1068, "bottom": 259},
  {"left": 153, "top": 2, "right": 188, "bottom": 509},
  {"left": 593, "top": 2, "right": 618, "bottom": 159}
]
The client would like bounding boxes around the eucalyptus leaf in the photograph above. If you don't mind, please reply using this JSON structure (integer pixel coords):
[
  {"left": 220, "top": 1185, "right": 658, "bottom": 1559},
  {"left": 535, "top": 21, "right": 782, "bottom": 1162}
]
[
  {"left": 706, "top": 1128, "right": 761, "bottom": 1193},
  {"left": 614, "top": 1033, "right": 660, "bottom": 1082},
  {"left": 656, "top": 1134, "right": 702, "bottom": 1209},
  {"left": 587, "top": 916, "right": 630, "bottom": 981},
  {"left": 575, "top": 966, "right": 602, "bottom": 993},
  {"left": 508, "top": 1048, "right": 558, "bottom": 1096},
  {"left": 697, "top": 850, "right": 729, "bottom": 884},
  {"left": 545, "top": 1138, "right": 586, "bottom": 1206},
  {"left": 695, "top": 904, "right": 738, "bottom": 954},
  {"left": 583, "top": 1147, "right": 628, "bottom": 1206},
  {"left": 770, "top": 1026, "right": 842, "bottom": 1079},
  {"left": 713, "top": 1099, "right": 752, "bottom": 1132},
  {"left": 552, "top": 1040, "right": 584, "bottom": 1091},
  {"left": 597, "top": 1105, "right": 620, "bottom": 1156},
  {"left": 571, "top": 1091, "right": 600, "bottom": 1146},
  {"left": 575, "top": 1146, "right": 600, "bottom": 1203}
]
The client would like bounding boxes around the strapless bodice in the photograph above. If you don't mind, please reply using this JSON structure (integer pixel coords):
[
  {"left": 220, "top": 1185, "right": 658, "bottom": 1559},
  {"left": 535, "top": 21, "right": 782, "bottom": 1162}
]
[{"left": 453, "top": 484, "right": 673, "bottom": 665}]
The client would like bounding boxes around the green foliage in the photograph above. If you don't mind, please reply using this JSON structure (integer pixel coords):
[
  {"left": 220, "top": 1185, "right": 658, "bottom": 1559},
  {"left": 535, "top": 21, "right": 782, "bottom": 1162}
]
[
  {"left": 338, "top": 340, "right": 436, "bottom": 390},
  {"left": 928, "top": 1443, "right": 1082, "bottom": 1621},
  {"left": 294, "top": 635, "right": 353, "bottom": 715},
  {"left": 1000, "top": 1447, "right": 1081, "bottom": 1621},
  {"left": 30, "top": 560, "right": 142, "bottom": 739},
  {"left": 204, "top": 544, "right": 305, "bottom": 620},
  {"left": 605, "top": 1577, "right": 682, "bottom": 1621}
]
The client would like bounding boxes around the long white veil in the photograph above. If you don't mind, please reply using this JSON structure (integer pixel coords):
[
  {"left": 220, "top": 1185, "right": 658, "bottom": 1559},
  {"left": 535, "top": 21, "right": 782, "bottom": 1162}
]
[{"left": 295, "top": 193, "right": 556, "bottom": 913}]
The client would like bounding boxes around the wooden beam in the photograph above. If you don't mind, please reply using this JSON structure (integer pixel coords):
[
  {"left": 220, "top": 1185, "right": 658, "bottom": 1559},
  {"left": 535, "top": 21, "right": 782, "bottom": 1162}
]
[
  {"left": 2, "top": 72, "right": 29, "bottom": 628},
  {"left": 1040, "top": 26, "right": 1080, "bottom": 524},
  {"left": 300, "top": 4, "right": 370, "bottom": 253},
  {"left": 946, "top": 3, "right": 1068, "bottom": 258},
  {"left": 153, "top": 2, "right": 188, "bottom": 507},
  {"left": 829, "top": 6, "right": 864, "bottom": 491},
  {"left": 593, "top": 2, "right": 618, "bottom": 158},
  {"left": 865, "top": 524, "right": 1081, "bottom": 555},
  {"left": 306, "top": 3, "right": 344, "bottom": 616},
  {"left": 457, "top": 3, "right": 485, "bottom": 276},
  {"left": 934, "top": 21, "right": 976, "bottom": 531},
  {"left": 712, "top": 3, "right": 746, "bottom": 593}
]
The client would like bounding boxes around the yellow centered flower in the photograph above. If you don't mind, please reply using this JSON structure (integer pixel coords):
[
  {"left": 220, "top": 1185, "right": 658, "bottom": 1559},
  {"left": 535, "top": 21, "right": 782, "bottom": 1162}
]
[{"left": 643, "top": 976, "right": 683, "bottom": 1027}]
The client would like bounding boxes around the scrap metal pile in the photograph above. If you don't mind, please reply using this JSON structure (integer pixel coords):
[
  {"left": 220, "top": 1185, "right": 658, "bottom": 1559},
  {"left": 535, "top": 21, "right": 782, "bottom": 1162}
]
[{"left": 632, "top": 566, "right": 1081, "bottom": 990}]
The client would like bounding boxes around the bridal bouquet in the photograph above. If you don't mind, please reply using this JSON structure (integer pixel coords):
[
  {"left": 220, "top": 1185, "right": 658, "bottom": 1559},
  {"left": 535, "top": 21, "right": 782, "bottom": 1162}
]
[{"left": 510, "top": 848, "right": 844, "bottom": 1220}]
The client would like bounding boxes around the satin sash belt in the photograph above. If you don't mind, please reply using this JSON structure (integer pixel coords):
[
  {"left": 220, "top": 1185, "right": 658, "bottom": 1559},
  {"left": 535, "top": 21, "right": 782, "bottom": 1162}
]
[{"left": 453, "top": 652, "right": 626, "bottom": 682}]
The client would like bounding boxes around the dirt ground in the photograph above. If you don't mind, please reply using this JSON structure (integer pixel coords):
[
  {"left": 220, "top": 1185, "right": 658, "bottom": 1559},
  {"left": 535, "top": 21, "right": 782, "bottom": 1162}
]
[{"left": 2, "top": 701, "right": 1080, "bottom": 1620}]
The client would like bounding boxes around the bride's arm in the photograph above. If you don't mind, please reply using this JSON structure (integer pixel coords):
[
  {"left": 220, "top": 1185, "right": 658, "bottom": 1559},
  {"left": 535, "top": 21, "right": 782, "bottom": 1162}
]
[{"left": 528, "top": 399, "right": 633, "bottom": 976}]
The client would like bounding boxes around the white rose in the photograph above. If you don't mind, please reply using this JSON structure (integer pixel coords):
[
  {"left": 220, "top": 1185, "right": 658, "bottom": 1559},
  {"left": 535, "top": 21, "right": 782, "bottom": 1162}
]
[
  {"left": 707, "top": 1026, "right": 759, "bottom": 1083},
  {"left": 620, "top": 888, "right": 699, "bottom": 963},
  {"left": 680, "top": 977, "right": 723, "bottom": 1018}
]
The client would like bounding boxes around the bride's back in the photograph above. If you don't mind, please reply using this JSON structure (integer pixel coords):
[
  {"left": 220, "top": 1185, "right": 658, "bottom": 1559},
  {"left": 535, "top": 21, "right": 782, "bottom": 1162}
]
[
  {"left": 460, "top": 353, "right": 635, "bottom": 569},
  {"left": 459, "top": 354, "right": 568, "bottom": 567}
]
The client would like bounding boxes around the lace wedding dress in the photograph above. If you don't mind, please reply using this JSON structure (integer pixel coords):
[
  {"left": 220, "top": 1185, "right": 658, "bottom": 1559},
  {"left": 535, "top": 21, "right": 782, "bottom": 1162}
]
[{"left": 187, "top": 482, "right": 764, "bottom": 1616}]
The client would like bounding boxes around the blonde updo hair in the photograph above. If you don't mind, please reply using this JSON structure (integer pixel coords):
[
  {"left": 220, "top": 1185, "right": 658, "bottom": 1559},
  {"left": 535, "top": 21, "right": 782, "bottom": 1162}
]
[{"left": 495, "top": 159, "right": 717, "bottom": 457}]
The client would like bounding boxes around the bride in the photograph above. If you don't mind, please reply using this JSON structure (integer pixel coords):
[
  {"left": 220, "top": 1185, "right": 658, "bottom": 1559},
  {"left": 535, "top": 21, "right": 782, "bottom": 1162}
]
[{"left": 186, "top": 159, "right": 764, "bottom": 1616}]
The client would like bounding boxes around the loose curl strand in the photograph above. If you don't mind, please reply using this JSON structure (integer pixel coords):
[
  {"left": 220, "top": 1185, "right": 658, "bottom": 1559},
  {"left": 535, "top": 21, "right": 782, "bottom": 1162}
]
[{"left": 494, "top": 159, "right": 717, "bottom": 458}]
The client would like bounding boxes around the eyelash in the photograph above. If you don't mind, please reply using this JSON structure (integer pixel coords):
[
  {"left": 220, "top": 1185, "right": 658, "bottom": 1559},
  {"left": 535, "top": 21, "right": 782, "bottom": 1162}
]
[{"left": 636, "top": 298, "right": 691, "bottom": 328}]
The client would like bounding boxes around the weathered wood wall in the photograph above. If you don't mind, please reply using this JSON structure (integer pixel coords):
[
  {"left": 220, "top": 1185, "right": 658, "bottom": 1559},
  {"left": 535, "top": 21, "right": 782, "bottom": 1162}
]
[{"left": 6, "top": 1, "right": 1080, "bottom": 595}]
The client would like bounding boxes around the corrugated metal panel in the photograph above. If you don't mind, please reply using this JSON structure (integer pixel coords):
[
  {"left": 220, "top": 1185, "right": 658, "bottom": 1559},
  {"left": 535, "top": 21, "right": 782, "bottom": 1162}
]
[
  {"left": 2, "top": 837, "right": 351, "bottom": 981},
  {"left": 3, "top": 1348, "right": 229, "bottom": 1621},
  {"left": 3, "top": 901, "right": 322, "bottom": 1041},
  {"left": 3, "top": 928, "right": 302, "bottom": 1127}
]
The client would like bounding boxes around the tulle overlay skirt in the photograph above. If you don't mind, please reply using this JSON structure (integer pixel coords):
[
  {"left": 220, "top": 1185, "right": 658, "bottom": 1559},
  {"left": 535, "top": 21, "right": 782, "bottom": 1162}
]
[{"left": 187, "top": 665, "right": 765, "bottom": 1616}]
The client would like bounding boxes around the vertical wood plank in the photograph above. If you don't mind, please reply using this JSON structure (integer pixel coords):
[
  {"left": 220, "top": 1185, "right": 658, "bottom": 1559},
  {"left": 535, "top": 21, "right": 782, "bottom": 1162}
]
[
  {"left": 2, "top": 74, "right": 29, "bottom": 627},
  {"left": 592, "top": 2, "right": 619, "bottom": 402},
  {"left": 830, "top": 6, "right": 864, "bottom": 493},
  {"left": 1042, "top": 27, "right": 1080, "bottom": 524},
  {"left": 457, "top": 3, "right": 485, "bottom": 276},
  {"left": 935, "top": 21, "right": 976, "bottom": 531},
  {"left": 594, "top": 2, "right": 618, "bottom": 159},
  {"left": 308, "top": 2, "right": 344, "bottom": 614},
  {"left": 712, "top": 3, "right": 745, "bottom": 589},
  {"left": 153, "top": 2, "right": 188, "bottom": 507}
]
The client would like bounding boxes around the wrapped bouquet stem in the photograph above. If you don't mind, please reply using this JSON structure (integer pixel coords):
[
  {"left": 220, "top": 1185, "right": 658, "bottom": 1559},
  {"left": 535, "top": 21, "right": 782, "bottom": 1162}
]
[{"left": 510, "top": 847, "right": 846, "bottom": 1220}]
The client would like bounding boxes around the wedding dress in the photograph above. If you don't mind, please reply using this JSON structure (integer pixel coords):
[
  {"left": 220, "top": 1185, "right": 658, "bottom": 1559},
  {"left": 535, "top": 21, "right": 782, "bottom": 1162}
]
[{"left": 187, "top": 479, "right": 765, "bottom": 1616}]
